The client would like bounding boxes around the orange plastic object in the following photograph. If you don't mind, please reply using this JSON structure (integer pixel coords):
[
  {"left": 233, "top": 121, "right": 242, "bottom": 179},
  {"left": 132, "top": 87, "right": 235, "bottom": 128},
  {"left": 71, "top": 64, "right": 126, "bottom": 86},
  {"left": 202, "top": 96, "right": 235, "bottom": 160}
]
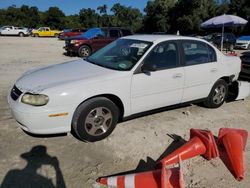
[
  {"left": 97, "top": 165, "right": 184, "bottom": 188},
  {"left": 190, "top": 129, "right": 219, "bottom": 160},
  {"left": 161, "top": 137, "right": 206, "bottom": 166},
  {"left": 218, "top": 128, "right": 248, "bottom": 181},
  {"left": 161, "top": 157, "right": 184, "bottom": 188}
]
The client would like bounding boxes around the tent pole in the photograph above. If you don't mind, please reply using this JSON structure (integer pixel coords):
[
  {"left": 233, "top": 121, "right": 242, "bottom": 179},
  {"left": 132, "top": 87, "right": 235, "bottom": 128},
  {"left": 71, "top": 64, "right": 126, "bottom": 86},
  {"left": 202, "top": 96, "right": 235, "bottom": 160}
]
[{"left": 221, "top": 23, "right": 224, "bottom": 51}]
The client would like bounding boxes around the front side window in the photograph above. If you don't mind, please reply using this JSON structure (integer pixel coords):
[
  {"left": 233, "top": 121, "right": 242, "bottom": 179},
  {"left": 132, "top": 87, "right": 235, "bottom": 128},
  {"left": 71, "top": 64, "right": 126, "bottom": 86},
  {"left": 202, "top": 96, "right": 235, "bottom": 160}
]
[
  {"left": 143, "top": 41, "right": 179, "bottom": 70},
  {"left": 182, "top": 41, "right": 216, "bottom": 66},
  {"left": 87, "top": 39, "right": 152, "bottom": 71}
]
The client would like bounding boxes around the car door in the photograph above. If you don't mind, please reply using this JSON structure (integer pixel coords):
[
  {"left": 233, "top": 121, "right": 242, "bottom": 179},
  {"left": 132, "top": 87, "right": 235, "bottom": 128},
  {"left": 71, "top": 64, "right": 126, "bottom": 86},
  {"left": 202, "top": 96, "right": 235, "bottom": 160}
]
[
  {"left": 45, "top": 28, "right": 51, "bottom": 36},
  {"left": 39, "top": 28, "right": 46, "bottom": 36},
  {"left": 131, "top": 41, "right": 185, "bottom": 114},
  {"left": 181, "top": 40, "right": 219, "bottom": 102}
]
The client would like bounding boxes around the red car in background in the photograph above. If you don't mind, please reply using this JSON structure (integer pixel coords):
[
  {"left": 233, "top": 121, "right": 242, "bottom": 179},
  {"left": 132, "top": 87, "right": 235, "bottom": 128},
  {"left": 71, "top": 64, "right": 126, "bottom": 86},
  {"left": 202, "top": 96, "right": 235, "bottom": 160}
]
[
  {"left": 58, "top": 28, "right": 87, "bottom": 40},
  {"left": 64, "top": 27, "right": 133, "bottom": 57}
]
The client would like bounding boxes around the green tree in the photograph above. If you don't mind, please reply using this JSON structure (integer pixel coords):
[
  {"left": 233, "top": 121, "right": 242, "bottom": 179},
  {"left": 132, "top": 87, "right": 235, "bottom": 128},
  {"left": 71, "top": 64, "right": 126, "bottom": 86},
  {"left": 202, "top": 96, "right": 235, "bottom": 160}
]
[
  {"left": 143, "top": 0, "right": 176, "bottom": 33},
  {"left": 171, "top": 0, "right": 217, "bottom": 34},
  {"left": 43, "top": 7, "right": 65, "bottom": 29},
  {"left": 97, "top": 4, "right": 107, "bottom": 14},
  {"left": 111, "top": 3, "right": 143, "bottom": 32},
  {"left": 79, "top": 8, "right": 99, "bottom": 28}
]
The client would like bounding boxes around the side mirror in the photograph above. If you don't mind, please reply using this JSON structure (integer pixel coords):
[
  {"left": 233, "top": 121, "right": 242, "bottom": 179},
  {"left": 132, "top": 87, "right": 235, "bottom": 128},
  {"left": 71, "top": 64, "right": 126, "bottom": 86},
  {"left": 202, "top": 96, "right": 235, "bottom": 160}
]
[{"left": 141, "top": 63, "right": 157, "bottom": 73}]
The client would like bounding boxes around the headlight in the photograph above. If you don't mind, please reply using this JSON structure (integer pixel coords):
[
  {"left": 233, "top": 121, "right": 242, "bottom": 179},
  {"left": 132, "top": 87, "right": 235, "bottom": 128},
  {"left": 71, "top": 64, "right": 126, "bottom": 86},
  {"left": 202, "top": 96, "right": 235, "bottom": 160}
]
[
  {"left": 21, "top": 93, "right": 49, "bottom": 106},
  {"left": 70, "top": 40, "right": 77, "bottom": 44}
]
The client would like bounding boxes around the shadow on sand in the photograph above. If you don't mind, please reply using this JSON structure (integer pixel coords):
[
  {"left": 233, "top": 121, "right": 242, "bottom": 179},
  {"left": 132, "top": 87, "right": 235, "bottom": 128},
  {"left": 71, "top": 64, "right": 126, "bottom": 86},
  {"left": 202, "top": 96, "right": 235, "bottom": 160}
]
[{"left": 1, "top": 145, "right": 66, "bottom": 188}]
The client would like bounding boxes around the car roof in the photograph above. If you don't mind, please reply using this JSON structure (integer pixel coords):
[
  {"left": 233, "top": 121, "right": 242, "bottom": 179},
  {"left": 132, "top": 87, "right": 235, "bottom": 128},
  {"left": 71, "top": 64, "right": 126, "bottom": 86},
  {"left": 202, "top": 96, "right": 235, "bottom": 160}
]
[{"left": 122, "top": 34, "right": 207, "bottom": 43}]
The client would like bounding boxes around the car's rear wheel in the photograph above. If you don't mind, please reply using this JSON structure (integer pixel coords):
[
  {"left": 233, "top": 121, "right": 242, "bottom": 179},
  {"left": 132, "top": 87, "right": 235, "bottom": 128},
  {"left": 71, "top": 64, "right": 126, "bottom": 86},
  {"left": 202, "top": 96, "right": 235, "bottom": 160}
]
[
  {"left": 72, "top": 97, "right": 119, "bottom": 142},
  {"left": 248, "top": 44, "right": 250, "bottom": 50},
  {"left": 54, "top": 33, "right": 59, "bottom": 38},
  {"left": 34, "top": 34, "right": 39, "bottom": 37},
  {"left": 78, "top": 45, "right": 91, "bottom": 58},
  {"left": 204, "top": 79, "right": 228, "bottom": 108}
]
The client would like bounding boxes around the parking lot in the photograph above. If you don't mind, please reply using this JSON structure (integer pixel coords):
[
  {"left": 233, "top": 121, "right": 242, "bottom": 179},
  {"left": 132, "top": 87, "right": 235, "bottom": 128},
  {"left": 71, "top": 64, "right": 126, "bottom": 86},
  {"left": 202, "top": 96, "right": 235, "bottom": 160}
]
[{"left": 0, "top": 37, "right": 250, "bottom": 188}]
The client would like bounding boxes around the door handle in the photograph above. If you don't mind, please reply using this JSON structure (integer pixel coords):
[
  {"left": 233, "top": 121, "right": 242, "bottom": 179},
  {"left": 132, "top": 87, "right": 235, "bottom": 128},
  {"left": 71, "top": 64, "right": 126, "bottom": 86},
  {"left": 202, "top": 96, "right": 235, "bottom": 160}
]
[
  {"left": 211, "top": 68, "right": 218, "bottom": 72},
  {"left": 173, "top": 73, "right": 183, "bottom": 78}
]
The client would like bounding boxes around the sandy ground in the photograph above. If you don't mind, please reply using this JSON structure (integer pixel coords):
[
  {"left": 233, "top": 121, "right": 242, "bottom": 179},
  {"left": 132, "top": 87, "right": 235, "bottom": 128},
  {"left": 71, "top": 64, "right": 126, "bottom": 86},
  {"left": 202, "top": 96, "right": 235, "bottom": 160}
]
[{"left": 0, "top": 37, "right": 249, "bottom": 188}]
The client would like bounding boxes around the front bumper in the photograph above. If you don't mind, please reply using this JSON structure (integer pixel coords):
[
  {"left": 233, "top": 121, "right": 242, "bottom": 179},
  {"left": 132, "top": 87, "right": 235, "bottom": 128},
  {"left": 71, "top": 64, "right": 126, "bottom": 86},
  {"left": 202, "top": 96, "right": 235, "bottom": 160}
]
[
  {"left": 63, "top": 44, "right": 79, "bottom": 53},
  {"left": 8, "top": 94, "right": 75, "bottom": 135}
]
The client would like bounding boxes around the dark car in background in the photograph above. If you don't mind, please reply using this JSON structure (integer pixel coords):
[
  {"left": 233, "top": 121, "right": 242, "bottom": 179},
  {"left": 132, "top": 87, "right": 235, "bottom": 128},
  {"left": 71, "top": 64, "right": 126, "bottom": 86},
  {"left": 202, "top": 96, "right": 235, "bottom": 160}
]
[
  {"left": 240, "top": 51, "right": 250, "bottom": 80},
  {"left": 204, "top": 33, "right": 236, "bottom": 51},
  {"left": 58, "top": 28, "right": 87, "bottom": 40},
  {"left": 64, "top": 27, "right": 133, "bottom": 57}
]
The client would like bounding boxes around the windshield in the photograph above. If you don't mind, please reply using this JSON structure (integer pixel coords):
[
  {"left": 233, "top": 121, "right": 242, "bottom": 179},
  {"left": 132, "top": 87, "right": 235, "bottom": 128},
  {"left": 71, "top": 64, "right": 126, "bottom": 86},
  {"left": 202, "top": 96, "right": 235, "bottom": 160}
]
[
  {"left": 81, "top": 28, "right": 106, "bottom": 39},
  {"left": 87, "top": 39, "right": 152, "bottom": 71}
]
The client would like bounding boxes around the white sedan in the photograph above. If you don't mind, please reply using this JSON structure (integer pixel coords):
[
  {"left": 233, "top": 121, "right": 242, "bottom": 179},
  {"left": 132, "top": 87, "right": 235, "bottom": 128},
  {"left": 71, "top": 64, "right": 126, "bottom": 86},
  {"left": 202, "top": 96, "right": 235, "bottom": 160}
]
[{"left": 8, "top": 35, "right": 241, "bottom": 142}]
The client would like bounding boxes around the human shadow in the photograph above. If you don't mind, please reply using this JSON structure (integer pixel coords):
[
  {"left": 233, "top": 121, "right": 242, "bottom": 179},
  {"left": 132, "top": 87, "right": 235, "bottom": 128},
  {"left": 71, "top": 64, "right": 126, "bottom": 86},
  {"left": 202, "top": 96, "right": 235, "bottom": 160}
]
[
  {"left": 98, "top": 134, "right": 187, "bottom": 180},
  {"left": 0, "top": 145, "right": 66, "bottom": 188}
]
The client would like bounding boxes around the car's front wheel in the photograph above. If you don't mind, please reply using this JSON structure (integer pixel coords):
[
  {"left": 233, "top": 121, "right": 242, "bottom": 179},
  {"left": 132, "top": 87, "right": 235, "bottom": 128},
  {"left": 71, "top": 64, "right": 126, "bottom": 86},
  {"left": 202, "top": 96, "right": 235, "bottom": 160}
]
[
  {"left": 204, "top": 79, "right": 228, "bottom": 108},
  {"left": 78, "top": 45, "right": 91, "bottom": 58},
  {"left": 72, "top": 97, "right": 119, "bottom": 142}
]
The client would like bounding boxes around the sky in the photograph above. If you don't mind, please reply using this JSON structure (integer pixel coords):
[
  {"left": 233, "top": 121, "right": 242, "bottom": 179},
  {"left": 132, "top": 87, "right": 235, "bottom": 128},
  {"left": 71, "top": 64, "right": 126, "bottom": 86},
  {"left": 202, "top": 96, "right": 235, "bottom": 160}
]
[{"left": 0, "top": 0, "right": 150, "bottom": 15}]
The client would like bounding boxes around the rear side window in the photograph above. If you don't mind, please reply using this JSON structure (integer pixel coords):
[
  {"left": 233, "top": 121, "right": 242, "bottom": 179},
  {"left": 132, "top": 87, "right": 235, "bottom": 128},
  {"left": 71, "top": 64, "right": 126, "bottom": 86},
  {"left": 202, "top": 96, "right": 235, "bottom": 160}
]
[
  {"left": 121, "top": 29, "right": 132, "bottom": 36},
  {"left": 182, "top": 41, "right": 216, "bottom": 66},
  {"left": 109, "top": 29, "right": 120, "bottom": 38}
]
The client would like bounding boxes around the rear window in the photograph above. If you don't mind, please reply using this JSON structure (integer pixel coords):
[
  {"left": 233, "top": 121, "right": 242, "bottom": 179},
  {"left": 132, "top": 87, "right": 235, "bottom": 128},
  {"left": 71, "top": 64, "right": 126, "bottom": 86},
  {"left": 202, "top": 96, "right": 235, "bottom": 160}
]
[
  {"left": 121, "top": 29, "right": 132, "bottom": 36},
  {"left": 109, "top": 29, "right": 120, "bottom": 38}
]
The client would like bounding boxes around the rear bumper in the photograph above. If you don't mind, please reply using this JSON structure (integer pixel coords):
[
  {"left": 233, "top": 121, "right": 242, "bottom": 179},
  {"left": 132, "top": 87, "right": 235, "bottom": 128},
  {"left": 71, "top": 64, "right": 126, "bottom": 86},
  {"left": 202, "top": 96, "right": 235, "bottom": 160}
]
[{"left": 240, "top": 64, "right": 250, "bottom": 79}]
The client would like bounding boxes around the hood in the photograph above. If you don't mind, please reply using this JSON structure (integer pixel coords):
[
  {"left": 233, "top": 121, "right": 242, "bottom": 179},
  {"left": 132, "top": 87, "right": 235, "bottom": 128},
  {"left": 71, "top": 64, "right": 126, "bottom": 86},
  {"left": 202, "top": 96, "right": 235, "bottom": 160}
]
[
  {"left": 66, "top": 35, "right": 87, "bottom": 40},
  {"left": 15, "top": 59, "right": 116, "bottom": 93}
]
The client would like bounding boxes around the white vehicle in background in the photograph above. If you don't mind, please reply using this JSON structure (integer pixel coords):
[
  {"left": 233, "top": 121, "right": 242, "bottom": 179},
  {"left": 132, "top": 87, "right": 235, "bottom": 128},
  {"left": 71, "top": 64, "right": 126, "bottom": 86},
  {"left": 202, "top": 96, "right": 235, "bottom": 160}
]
[
  {"left": 8, "top": 35, "right": 244, "bottom": 142},
  {"left": 235, "top": 36, "right": 250, "bottom": 50},
  {"left": 0, "top": 26, "right": 29, "bottom": 37}
]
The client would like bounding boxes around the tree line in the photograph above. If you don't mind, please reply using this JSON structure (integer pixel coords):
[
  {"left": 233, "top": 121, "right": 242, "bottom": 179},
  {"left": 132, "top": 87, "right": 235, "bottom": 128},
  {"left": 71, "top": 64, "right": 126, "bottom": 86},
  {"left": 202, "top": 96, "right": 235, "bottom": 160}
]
[{"left": 0, "top": 0, "right": 249, "bottom": 35}]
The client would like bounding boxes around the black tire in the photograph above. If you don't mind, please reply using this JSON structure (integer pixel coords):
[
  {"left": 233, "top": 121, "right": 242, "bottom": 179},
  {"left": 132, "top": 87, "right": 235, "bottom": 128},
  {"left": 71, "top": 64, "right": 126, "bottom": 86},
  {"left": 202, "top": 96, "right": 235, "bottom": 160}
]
[
  {"left": 248, "top": 44, "right": 250, "bottom": 50},
  {"left": 72, "top": 97, "right": 119, "bottom": 142},
  {"left": 78, "top": 45, "right": 91, "bottom": 58},
  {"left": 204, "top": 79, "right": 228, "bottom": 108},
  {"left": 19, "top": 32, "right": 24, "bottom": 37},
  {"left": 34, "top": 33, "right": 39, "bottom": 37},
  {"left": 54, "top": 33, "right": 59, "bottom": 38}
]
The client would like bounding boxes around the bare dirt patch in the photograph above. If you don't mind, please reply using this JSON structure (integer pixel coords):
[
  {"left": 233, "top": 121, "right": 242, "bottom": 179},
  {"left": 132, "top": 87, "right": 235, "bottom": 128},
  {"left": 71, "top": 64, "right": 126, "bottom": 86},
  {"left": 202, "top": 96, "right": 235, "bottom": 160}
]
[{"left": 0, "top": 37, "right": 249, "bottom": 188}]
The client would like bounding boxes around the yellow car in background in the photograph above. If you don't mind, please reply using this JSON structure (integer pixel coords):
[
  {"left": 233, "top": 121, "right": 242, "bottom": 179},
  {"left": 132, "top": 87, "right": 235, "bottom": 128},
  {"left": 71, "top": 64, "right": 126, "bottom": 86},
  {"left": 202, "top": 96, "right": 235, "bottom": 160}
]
[{"left": 32, "top": 27, "right": 61, "bottom": 37}]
